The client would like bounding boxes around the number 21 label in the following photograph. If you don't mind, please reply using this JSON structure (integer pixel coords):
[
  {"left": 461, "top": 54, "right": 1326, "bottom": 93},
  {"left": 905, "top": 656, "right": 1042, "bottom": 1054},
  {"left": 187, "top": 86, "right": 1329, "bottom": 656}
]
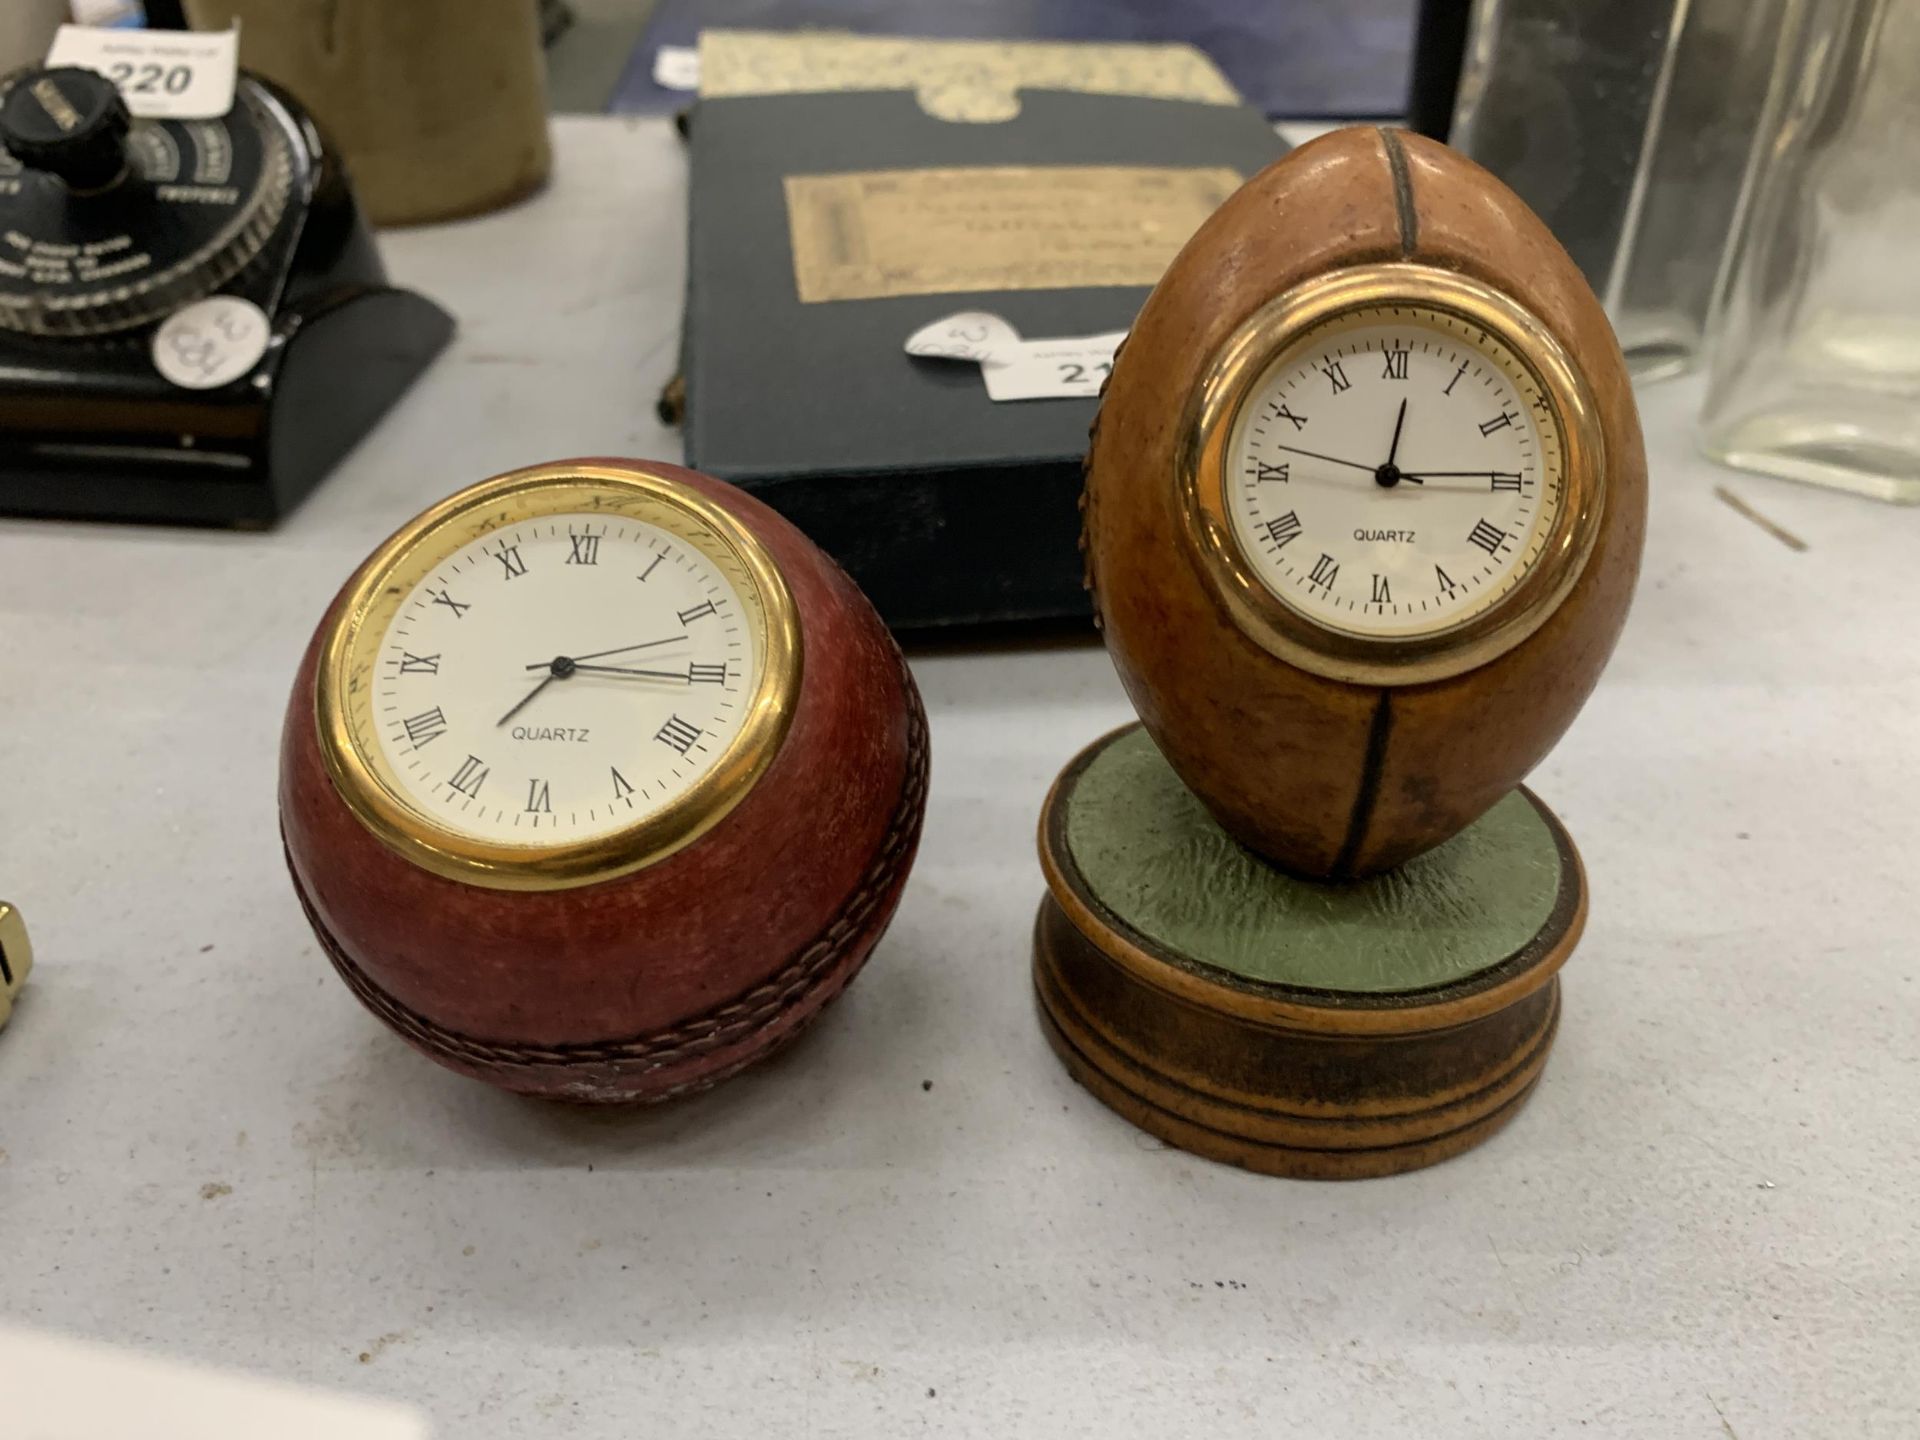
[{"left": 980, "top": 335, "right": 1126, "bottom": 402}]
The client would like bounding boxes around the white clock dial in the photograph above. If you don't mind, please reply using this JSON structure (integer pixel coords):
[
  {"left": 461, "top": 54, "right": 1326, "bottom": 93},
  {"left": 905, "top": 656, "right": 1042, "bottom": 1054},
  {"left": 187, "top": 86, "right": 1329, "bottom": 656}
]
[
  {"left": 369, "top": 514, "right": 759, "bottom": 844},
  {"left": 1225, "top": 304, "right": 1566, "bottom": 638}
]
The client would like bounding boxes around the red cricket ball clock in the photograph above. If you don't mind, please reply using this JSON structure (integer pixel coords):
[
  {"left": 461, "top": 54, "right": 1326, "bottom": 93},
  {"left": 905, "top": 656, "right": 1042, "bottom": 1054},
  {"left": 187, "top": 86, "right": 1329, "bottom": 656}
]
[{"left": 280, "top": 460, "right": 927, "bottom": 1103}]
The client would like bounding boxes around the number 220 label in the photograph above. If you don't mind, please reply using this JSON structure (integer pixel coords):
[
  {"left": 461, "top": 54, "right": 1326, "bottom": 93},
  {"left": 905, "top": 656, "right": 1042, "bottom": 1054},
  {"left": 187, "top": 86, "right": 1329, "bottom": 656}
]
[{"left": 44, "top": 25, "right": 240, "bottom": 120}]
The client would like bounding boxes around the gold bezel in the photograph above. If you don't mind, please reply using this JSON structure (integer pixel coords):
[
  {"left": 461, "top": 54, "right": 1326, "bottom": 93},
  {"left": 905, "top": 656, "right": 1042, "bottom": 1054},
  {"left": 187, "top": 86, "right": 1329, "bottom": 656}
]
[
  {"left": 314, "top": 463, "right": 802, "bottom": 892},
  {"left": 1178, "top": 263, "right": 1606, "bottom": 687}
]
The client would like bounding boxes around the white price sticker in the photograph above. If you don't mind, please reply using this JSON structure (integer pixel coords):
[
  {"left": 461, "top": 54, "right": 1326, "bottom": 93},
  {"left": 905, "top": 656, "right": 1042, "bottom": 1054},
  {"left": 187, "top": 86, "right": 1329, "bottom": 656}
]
[
  {"left": 44, "top": 24, "right": 240, "bottom": 120},
  {"left": 904, "top": 310, "right": 1023, "bottom": 364},
  {"left": 981, "top": 334, "right": 1124, "bottom": 401},
  {"left": 651, "top": 45, "right": 701, "bottom": 92},
  {"left": 152, "top": 296, "right": 270, "bottom": 390},
  {"left": 906, "top": 310, "right": 1124, "bottom": 403}
]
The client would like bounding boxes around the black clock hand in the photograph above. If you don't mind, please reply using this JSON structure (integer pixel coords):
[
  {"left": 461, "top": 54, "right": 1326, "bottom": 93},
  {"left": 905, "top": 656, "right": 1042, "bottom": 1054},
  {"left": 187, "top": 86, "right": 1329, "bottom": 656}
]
[
  {"left": 1267, "top": 443, "right": 1377, "bottom": 475},
  {"left": 569, "top": 664, "right": 691, "bottom": 682},
  {"left": 524, "top": 634, "right": 688, "bottom": 672},
  {"left": 499, "top": 655, "right": 689, "bottom": 727},
  {"left": 1363, "top": 400, "right": 1427, "bottom": 489},
  {"left": 1268, "top": 441, "right": 1423, "bottom": 485},
  {"left": 1398, "top": 470, "right": 1523, "bottom": 480},
  {"left": 497, "top": 673, "right": 559, "bottom": 727}
]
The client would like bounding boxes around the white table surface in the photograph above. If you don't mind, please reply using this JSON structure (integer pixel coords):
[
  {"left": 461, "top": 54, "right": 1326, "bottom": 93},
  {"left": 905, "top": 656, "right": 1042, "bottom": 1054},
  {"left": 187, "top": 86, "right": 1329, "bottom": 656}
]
[{"left": 1, "top": 116, "right": 1915, "bottom": 1440}]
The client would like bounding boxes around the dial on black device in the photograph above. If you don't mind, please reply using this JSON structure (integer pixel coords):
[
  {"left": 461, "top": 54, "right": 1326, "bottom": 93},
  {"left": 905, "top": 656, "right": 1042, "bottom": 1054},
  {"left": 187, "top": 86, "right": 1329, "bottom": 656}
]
[{"left": 0, "top": 65, "right": 451, "bottom": 525}]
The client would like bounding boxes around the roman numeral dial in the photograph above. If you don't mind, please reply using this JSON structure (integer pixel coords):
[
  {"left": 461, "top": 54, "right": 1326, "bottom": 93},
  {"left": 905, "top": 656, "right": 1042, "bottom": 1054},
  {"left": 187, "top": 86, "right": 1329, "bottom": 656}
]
[
  {"left": 1224, "top": 301, "right": 1565, "bottom": 639},
  {"left": 362, "top": 510, "right": 769, "bottom": 848}
]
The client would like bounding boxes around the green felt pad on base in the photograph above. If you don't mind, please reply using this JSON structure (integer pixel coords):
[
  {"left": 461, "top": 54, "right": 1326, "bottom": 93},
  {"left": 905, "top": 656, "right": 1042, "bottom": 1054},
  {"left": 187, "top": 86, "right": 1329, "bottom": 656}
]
[{"left": 1062, "top": 728, "right": 1564, "bottom": 994}]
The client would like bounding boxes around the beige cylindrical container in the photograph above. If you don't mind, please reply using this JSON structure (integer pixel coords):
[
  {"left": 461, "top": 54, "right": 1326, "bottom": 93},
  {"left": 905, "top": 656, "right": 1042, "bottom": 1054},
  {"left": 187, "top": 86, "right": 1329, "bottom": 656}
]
[
  {"left": 185, "top": 0, "right": 551, "bottom": 225},
  {"left": 0, "top": 0, "right": 68, "bottom": 76}
]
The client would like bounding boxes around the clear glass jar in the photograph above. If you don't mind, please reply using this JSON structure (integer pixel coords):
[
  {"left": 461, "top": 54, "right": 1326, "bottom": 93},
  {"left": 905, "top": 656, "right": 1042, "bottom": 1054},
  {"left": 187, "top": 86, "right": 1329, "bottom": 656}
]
[
  {"left": 1605, "top": 0, "right": 1788, "bottom": 380},
  {"left": 1699, "top": 0, "right": 1920, "bottom": 503},
  {"left": 1451, "top": 0, "right": 1787, "bottom": 382},
  {"left": 1450, "top": 0, "right": 1683, "bottom": 301}
]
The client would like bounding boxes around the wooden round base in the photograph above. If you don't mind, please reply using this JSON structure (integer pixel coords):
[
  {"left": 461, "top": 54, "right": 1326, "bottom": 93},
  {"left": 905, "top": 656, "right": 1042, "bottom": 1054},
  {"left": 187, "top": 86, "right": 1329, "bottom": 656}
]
[{"left": 1034, "top": 725, "right": 1586, "bottom": 1180}]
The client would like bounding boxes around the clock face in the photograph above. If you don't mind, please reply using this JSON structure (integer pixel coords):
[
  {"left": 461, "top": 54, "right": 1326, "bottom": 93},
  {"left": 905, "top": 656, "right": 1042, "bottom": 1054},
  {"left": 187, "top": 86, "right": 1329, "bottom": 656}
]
[
  {"left": 320, "top": 469, "right": 799, "bottom": 886},
  {"left": 1224, "top": 302, "right": 1567, "bottom": 639},
  {"left": 368, "top": 515, "right": 757, "bottom": 843}
]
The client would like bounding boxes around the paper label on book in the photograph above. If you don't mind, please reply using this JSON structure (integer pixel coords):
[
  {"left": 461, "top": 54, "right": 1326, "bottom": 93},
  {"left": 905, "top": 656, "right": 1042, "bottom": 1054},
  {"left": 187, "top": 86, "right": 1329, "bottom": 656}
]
[
  {"left": 45, "top": 24, "right": 239, "bottom": 120},
  {"left": 698, "top": 32, "right": 1241, "bottom": 122},
  {"left": 786, "top": 164, "right": 1241, "bottom": 304},
  {"left": 906, "top": 311, "right": 1123, "bottom": 402}
]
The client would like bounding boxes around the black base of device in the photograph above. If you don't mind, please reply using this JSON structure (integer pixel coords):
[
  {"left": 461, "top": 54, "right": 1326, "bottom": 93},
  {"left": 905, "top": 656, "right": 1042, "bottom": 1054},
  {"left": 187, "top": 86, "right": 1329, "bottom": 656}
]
[
  {"left": 0, "top": 285, "right": 452, "bottom": 527},
  {"left": 0, "top": 71, "right": 453, "bottom": 528}
]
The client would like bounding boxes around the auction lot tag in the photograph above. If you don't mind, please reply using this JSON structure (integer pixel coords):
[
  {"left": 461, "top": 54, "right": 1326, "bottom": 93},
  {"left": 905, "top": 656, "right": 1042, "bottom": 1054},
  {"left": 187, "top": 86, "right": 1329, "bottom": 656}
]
[
  {"left": 152, "top": 296, "right": 270, "bottom": 390},
  {"left": 906, "top": 310, "right": 1124, "bottom": 402},
  {"left": 45, "top": 24, "right": 240, "bottom": 120},
  {"left": 979, "top": 332, "right": 1124, "bottom": 401}
]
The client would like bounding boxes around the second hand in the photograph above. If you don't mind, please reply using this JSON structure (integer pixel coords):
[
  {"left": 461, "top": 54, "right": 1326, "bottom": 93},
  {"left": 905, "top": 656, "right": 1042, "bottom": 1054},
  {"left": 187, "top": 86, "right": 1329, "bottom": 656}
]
[
  {"left": 1267, "top": 443, "right": 1375, "bottom": 474},
  {"left": 497, "top": 672, "right": 559, "bottom": 727},
  {"left": 1268, "top": 441, "right": 1423, "bottom": 484},
  {"left": 524, "top": 634, "right": 688, "bottom": 671},
  {"left": 568, "top": 664, "right": 689, "bottom": 681}
]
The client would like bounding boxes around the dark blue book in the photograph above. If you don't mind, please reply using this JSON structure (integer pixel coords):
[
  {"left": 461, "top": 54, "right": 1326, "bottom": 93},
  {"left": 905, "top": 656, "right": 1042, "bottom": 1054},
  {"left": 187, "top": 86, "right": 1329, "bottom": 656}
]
[{"left": 674, "top": 88, "right": 1284, "bottom": 630}]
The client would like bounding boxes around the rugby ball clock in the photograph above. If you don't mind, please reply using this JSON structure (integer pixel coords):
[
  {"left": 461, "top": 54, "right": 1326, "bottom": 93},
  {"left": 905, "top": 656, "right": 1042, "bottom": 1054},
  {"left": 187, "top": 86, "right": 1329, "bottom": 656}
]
[
  {"left": 280, "top": 460, "right": 928, "bottom": 1103},
  {"left": 1085, "top": 128, "right": 1646, "bottom": 880},
  {"left": 1038, "top": 129, "right": 1647, "bottom": 1178}
]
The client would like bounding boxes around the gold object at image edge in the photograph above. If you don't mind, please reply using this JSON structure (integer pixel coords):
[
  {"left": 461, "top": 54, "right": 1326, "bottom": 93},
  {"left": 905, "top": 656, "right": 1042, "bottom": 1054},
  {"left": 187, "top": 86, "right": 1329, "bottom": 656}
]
[
  {"left": 313, "top": 463, "right": 804, "bottom": 893},
  {"left": 0, "top": 902, "right": 31, "bottom": 1031}
]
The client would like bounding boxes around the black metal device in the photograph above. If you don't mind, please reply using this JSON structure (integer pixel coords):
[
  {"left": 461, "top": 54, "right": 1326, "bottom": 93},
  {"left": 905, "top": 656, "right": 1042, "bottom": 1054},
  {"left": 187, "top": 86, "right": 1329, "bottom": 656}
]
[{"left": 0, "top": 65, "right": 453, "bottom": 526}]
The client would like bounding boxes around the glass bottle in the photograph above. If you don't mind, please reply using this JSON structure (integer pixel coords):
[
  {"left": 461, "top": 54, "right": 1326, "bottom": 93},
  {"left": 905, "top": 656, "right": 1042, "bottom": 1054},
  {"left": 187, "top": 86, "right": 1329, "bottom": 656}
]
[
  {"left": 1449, "top": 0, "right": 1787, "bottom": 382},
  {"left": 1699, "top": 0, "right": 1920, "bottom": 503},
  {"left": 1450, "top": 0, "right": 1683, "bottom": 300},
  {"left": 1604, "top": 0, "right": 1788, "bottom": 380}
]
